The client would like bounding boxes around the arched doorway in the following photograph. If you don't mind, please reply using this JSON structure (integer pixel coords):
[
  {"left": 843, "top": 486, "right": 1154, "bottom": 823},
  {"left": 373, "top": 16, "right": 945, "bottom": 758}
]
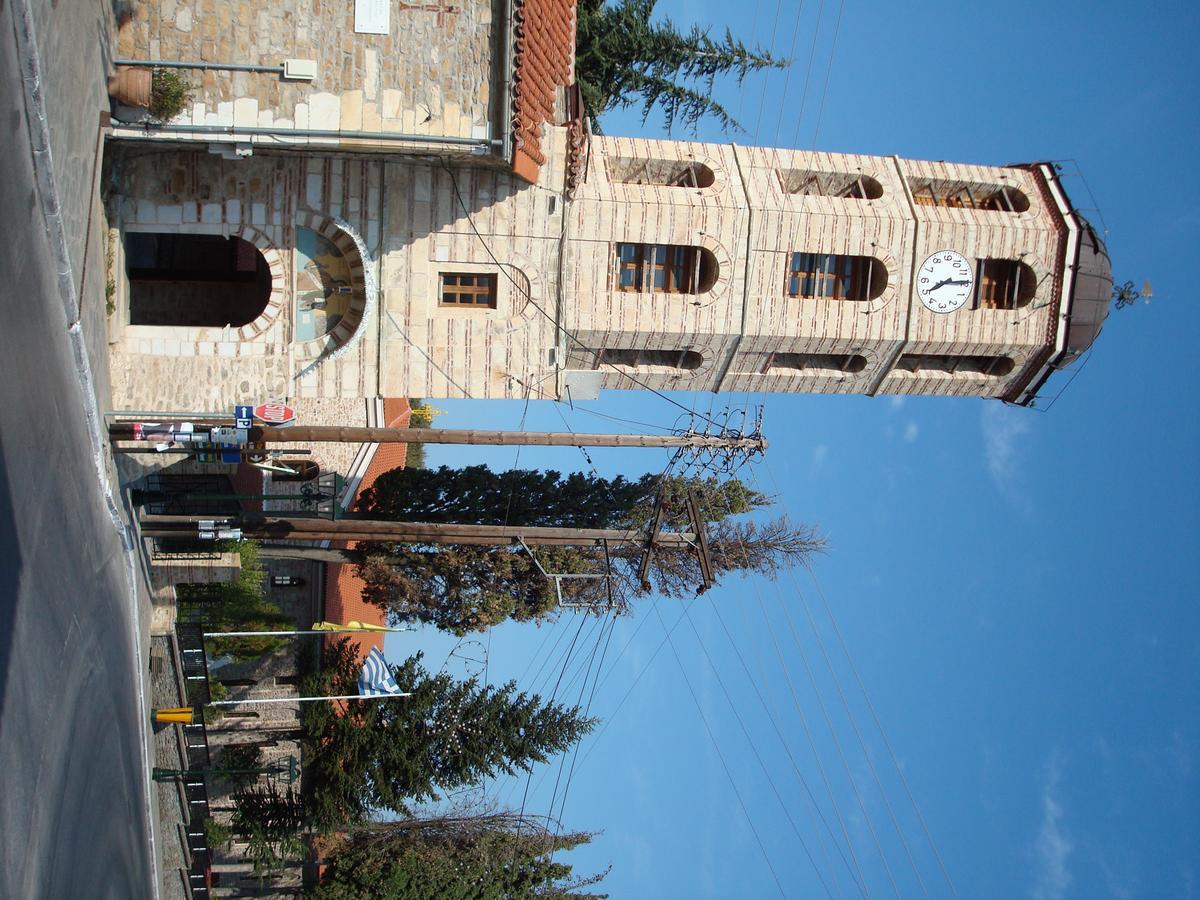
[{"left": 125, "top": 232, "right": 272, "bottom": 327}]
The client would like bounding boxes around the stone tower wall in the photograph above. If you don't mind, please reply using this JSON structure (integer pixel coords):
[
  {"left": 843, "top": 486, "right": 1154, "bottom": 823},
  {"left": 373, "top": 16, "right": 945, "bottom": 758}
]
[{"left": 561, "top": 136, "right": 1067, "bottom": 401}]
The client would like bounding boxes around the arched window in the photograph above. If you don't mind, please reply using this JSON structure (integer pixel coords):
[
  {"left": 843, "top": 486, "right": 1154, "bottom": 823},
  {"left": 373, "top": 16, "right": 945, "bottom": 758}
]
[
  {"left": 125, "top": 232, "right": 270, "bottom": 326},
  {"left": 786, "top": 252, "right": 887, "bottom": 301},
  {"left": 976, "top": 260, "right": 1036, "bottom": 309},
  {"left": 907, "top": 178, "right": 1029, "bottom": 212},
  {"left": 896, "top": 354, "right": 1015, "bottom": 377},
  {"left": 615, "top": 243, "right": 718, "bottom": 294},
  {"left": 607, "top": 157, "right": 716, "bottom": 188},
  {"left": 766, "top": 352, "right": 868, "bottom": 374},
  {"left": 598, "top": 348, "right": 703, "bottom": 370},
  {"left": 778, "top": 169, "right": 883, "bottom": 200}
]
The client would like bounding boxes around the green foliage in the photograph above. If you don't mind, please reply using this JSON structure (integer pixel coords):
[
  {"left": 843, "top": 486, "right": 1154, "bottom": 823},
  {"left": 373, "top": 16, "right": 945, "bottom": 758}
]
[
  {"left": 404, "top": 440, "right": 427, "bottom": 470},
  {"left": 358, "top": 543, "right": 593, "bottom": 634},
  {"left": 232, "top": 782, "right": 307, "bottom": 876},
  {"left": 301, "top": 641, "right": 597, "bottom": 829},
  {"left": 575, "top": 0, "right": 786, "bottom": 133},
  {"left": 218, "top": 743, "right": 266, "bottom": 788},
  {"left": 202, "top": 816, "right": 233, "bottom": 849},
  {"left": 203, "top": 675, "right": 228, "bottom": 723},
  {"left": 357, "top": 464, "right": 668, "bottom": 527},
  {"left": 179, "top": 541, "right": 289, "bottom": 661},
  {"left": 308, "top": 813, "right": 607, "bottom": 899},
  {"left": 148, "top": 68, "right": 193, "bottom": 123},
  {"left": 407, "top": 399, "right": 445, "bottom": 428},
  {"left": 354, "top": 469, "right": 781, "bottom": 630}
]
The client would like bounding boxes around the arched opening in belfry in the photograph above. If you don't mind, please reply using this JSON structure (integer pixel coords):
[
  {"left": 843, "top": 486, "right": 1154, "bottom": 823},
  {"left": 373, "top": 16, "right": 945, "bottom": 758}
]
[{"left": 125, "top": 232, "right": 272, "bottom": 327}]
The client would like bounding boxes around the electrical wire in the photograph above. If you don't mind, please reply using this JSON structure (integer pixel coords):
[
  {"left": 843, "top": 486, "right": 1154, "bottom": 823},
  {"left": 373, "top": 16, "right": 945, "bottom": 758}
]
[
  {"left": 754, "top": 460, "right": 935, "bottom": 897},
  {"left": 651, "top": 602, "right": 790, "bottom": 899},
  {"left": 440, "top": 162, "right": 725, "bottom": 429},
  {"left": 806, "top": 567, "right": 960, "bottom": 899}
]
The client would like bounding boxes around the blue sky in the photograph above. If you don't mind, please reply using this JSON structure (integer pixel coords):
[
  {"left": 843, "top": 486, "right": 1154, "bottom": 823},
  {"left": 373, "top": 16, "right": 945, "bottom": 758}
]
[{"left": 387, "top": 1, "right": 1200, "bottom": 896}]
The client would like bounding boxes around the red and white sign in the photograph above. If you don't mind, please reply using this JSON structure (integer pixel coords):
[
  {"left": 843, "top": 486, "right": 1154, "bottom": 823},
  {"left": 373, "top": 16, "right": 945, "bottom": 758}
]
[{"left": 254, "top": 403, "right": 297, "bottom": 425}]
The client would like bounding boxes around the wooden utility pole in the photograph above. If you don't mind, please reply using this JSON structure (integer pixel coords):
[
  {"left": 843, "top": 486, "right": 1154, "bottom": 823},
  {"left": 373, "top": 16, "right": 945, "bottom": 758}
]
[
  {"left": 108, "top": 422, "right": 767, "bottom": 453},
  {"left": 139, "top": 514, "right": 698, "bottom": 547}
]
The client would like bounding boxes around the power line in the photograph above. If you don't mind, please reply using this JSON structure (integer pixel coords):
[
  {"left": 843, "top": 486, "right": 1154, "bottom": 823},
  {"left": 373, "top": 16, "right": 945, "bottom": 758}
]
[
  {"left": 810, "top": 0, "right": 847, "bottom": 149},
  {"left": 751, "top": 461, "right": 921, "bottom": 898},
  {"left": 671, "top": 591, "right": 835, "bottom": 897},
  {"left": 805, "top": 567, "right": 960, "bottom": 899},
  {"left": 441, "top": 163, "right": 723, "bottom": 429},
  {"left": 694, "top": 487, "right": 869, "bottom": 898},
  {"left": 651, "top": 603, "right": 790, "bottom": 899}
]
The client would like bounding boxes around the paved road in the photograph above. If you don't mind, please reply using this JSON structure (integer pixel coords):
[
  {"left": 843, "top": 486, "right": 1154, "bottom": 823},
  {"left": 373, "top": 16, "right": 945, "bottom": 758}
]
[{"left": 0, "top": 0, "right": 156, "bottom": 895}]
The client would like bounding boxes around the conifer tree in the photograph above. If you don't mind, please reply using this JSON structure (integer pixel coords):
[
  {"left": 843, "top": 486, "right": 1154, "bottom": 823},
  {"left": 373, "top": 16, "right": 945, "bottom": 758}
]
[
  {"left": 353, "top": 470, "right": 781, "bottom": 632},
  {"left": 301, "top": 641, "right": 598, "bottom": 828},
  {"left": 311, "top": 812, "right": 608, "bottom": 898},
  {"left": 575, "top": 0, "right": 786, "bottom": 133},
  {"left": 356, "top": 464, "right": 655, "bottom": 527}
]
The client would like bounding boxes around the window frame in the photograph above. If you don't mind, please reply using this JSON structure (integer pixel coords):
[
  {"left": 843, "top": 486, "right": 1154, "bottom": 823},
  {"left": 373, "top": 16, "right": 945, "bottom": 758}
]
[
  {"left": 908, "top": 178, "right": 1028, "bottom": 213},
  {"left": 595, "top": 348, "right": 703, "bottom": 370},
  {"left": 614, "top": 243, "right": 703, "bottom": 295},
  {"left": 439, "top": 272, "right": 498, "bottom": 309},
  {"left": 974, "top": 260, "right": 1033, "bottom": 310},
  {"left": 786, "top": 252, "right": 876, "bottom": 301}
]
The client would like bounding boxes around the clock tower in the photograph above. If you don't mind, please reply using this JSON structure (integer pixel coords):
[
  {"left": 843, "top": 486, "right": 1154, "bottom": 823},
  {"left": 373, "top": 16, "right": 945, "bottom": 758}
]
[{"left": 556, "top": 138, "right": 1110, "bottom": 407}]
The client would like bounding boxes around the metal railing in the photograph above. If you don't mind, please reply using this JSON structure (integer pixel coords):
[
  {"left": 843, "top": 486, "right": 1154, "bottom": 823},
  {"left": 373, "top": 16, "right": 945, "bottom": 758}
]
[{"left": 176, "top": 624, "right": 213, "bottom": 896}]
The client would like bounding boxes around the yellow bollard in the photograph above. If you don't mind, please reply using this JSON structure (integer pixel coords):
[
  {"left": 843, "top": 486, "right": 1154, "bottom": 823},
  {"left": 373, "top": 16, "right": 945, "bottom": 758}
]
[{"left": 153, "top": 707, "right": 195, "bottom": 724}]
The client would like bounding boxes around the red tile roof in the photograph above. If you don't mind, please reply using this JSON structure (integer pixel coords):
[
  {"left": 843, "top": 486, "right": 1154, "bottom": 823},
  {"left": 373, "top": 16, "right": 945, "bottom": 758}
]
[
  {"left": 322, "top": 398, "right": 412, "bottom": 662},
  {"left": 510, "top": 0, "right": 577, "bottom": 184}
]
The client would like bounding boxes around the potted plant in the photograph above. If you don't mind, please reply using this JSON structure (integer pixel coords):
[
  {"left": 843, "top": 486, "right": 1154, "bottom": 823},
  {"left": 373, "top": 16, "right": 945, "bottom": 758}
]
[
  {"left": 148, "top": 68, "right": 194, "bottom": 123},
  {"left": 107, "top": 66, "right": 152, "bottom": 108}
]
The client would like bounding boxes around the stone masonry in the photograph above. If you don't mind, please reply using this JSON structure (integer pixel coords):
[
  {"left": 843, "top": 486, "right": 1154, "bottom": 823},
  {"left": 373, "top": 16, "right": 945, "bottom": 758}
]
[{"left": 113, "top": 0, "right": 498, "bottom": 150}]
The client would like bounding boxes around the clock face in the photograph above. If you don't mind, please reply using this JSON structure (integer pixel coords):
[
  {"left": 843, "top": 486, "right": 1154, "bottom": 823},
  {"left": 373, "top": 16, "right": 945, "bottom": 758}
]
[{"left": 917, "top": 250, "right": 974, "bottom": 314}]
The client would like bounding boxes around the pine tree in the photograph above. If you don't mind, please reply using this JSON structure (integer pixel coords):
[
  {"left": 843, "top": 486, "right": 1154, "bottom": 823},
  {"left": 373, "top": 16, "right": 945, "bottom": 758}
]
[
  {"left": 352, "top": 471, "right": 816, "bottom": 632},
  {"left": 356, "top": 464, "right": 654, "bottom": 527},
  {"left": 575, "top": 0, "right": 786, "bottom": 133},
  {"left": 301, "top": 641, "right": 598, "bottom": 827},
  {"left": 311, "top": 812, "right": 608, "bottom": 898}
]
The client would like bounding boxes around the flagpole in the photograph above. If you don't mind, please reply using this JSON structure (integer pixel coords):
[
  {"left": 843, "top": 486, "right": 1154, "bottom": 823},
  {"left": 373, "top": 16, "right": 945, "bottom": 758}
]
[
  {"left": 207, "top": 692, "right": 411, "bottom": 707},
  {"left": 202, "top": 628, "right": 416, "bottom": 638}
]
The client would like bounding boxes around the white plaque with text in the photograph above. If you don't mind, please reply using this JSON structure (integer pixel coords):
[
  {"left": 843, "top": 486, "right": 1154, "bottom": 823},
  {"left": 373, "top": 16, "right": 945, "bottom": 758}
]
[{"left": 354, "top": 0, "right": 390, "bottom": 34}]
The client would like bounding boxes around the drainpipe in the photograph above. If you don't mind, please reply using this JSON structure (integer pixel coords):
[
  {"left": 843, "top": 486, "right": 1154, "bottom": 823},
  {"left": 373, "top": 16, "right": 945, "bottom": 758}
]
[
  {"left": 497, "top": 0, "right": 516, "bottom": 166},
  {"left": 113, "top": 58, "right": 290, "bottom": 74},
  {"left": 108, "top": 121, "right": 498, "bottom": 154}
]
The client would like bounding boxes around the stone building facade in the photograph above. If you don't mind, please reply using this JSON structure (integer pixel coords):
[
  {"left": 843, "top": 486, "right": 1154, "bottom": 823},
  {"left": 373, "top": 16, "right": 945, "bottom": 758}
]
[
  {"left": 105, "top": 0, "right": 1109, "bottom": 413},
  {"left": 113, "top": 0, "right": 502, "bottom": 156},
  {"left": 108, "top": 130, "right": 1109, "bottom": 411}
]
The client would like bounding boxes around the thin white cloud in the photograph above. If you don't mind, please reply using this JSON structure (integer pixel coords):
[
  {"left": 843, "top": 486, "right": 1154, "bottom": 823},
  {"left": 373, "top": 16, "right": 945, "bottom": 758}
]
[
  {"left": 903, "top": 421, "right": 920, "bottom": 443},
  {"left": 810, "top": 443, "right": 829, "bottom": 474},
  {"left": 889, "top": 396, "right": 906, "bottom": 410},
  {"left": 981, "top": 404, "right": 1034, "bottom": 512},
  {"left": 1033, "top": 756, "right": 1073, "bottom": 900}
]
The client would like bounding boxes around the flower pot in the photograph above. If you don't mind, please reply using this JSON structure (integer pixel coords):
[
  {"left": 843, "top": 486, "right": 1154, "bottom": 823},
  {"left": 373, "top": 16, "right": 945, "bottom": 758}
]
[{"left": 108, "top": 66, "right": 152, "bottom": 108}]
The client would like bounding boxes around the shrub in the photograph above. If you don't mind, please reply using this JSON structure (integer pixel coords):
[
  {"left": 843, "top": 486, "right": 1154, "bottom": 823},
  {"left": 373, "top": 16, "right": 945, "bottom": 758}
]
[{"left": 149, "top": 68, "right": 193, "bottom": 123}]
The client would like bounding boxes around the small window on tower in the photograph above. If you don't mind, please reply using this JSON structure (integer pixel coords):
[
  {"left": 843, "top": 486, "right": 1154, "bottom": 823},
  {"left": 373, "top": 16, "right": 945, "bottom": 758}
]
[
  {"left": 439, "top": 272, "right": 497, "bottom": 309},
  {"left": 778, "top": 169, "right": 883, "bottom": 200},
  {"left": 907, "top": 177, "right": 1030, "bottom": 212},
  {"left": 614, "top": 243, "right": 717, "bottom": 294},
  {"left": 786, "top": 253, "right": 886, "bottom": 301},
  {"left": 975, "top": 260, "right": 1036, "bottom": 310}
]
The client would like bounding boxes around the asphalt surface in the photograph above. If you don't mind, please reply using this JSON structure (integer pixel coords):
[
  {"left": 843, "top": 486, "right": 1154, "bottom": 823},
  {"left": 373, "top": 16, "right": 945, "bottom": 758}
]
[{"left": 0, "top": 0, "right": 156, "bottom": 895}]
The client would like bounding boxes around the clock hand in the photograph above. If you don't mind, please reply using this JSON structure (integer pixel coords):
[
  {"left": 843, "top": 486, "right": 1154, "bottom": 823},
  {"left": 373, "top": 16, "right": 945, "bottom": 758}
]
[
  {"left": 927, "top": 278, "right": 951, "bottom": 292},
  {"left": 945, "top": 279, "right": 971, "bottom": 287}
]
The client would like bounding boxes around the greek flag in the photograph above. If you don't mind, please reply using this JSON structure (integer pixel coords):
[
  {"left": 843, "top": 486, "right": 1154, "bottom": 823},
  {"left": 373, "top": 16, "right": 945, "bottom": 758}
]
[{"left": 358, "top": 647, "right": 402, "bottom": 697}]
